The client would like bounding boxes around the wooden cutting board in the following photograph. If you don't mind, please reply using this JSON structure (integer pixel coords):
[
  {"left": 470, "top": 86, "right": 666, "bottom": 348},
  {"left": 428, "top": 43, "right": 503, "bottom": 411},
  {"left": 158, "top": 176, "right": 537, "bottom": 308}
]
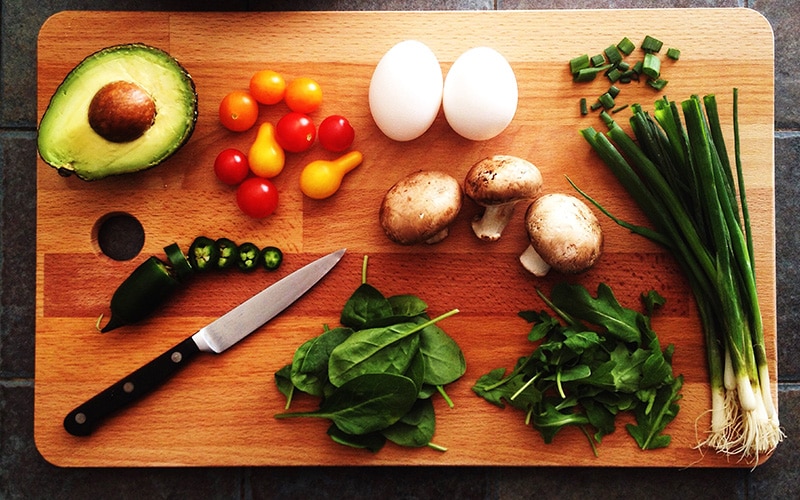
[{"left": 35, "top": 9, "right": 776, "bottom": 467}]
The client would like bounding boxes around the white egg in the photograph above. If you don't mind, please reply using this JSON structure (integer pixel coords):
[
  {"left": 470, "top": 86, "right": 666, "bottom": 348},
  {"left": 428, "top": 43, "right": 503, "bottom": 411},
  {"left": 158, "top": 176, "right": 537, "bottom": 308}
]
[
  {"left": 443, "top": 47, "right": 518, "bottom": 141},
  {"left": 369, "top": 40, "right": 443, "bottom": 142}
]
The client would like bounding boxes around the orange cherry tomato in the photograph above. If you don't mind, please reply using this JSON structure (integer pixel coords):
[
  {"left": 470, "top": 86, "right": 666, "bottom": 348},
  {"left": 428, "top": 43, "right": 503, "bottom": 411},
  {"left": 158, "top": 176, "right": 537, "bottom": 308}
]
[
  {"left": 219, "top": 91, "right": 259, "bottom": 132},
  {"left": 284, "top": 77, "right": 322, "bottom": 114},
  {"left": 250, "top": 70, "right": 286, "bottom": 105}
]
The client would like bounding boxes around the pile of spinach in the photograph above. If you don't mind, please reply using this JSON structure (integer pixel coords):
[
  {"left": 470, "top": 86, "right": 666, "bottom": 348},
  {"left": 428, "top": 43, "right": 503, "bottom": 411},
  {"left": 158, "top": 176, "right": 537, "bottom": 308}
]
[
  {"left": 274, "top": 256, "right": 465, "bottom": 452},
  {"left": 472, "top": 282, "right": 683, "bottom": 455}
]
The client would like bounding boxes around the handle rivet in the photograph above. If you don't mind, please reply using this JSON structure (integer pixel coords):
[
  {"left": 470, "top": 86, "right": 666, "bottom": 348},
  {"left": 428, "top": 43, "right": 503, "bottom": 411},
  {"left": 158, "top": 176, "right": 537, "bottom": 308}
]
[
  {"left": 123, "top": 382, "right": 134, "bottom": 393},
  {"left": 75, "top": 412, "right": 87, "bottom": 424},
  {"left": 171, "top": 351, "right": 183, "bottom": 363}
]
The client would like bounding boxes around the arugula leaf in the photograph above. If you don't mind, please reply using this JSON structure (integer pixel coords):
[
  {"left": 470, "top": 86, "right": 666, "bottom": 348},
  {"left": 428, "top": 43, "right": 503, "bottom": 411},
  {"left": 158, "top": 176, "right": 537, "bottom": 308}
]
[
  {"left": 550, "top": 282, "right": 643, "bottom": 345},
  {"left": 473, "top": 282, "right": 683, "bottom": 454}
]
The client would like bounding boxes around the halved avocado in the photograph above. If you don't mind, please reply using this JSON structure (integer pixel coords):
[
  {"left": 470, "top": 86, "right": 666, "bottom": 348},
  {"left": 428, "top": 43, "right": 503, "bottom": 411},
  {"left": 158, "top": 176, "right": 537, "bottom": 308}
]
[{"left": 37, "top": 43, "right": 198, "bottom": 181}]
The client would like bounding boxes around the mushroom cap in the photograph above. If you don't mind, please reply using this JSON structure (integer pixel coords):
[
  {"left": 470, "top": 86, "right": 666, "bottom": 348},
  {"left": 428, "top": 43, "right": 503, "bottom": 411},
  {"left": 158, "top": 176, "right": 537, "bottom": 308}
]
[
  {"left": 380, "top": 170, "right": 463, "bottom": 245},
  {"left": 464, "top": 155, "right": 543, "bottom": 207},
  {"left": 524, "top": 193, "right": 603, "bottom": 274}
]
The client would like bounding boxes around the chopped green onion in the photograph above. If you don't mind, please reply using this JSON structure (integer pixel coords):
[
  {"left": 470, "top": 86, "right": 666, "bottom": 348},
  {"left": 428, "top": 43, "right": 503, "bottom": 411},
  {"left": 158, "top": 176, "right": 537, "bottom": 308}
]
[
  {"left": 580, "top": 97, "right": 588, "bottom": 115},
  {"left": 617, "top": 36, "right": 636, "bottom": 55},
  {"left": 612, "top": 104, "right": 629, "bottom": 114},
  {"left": 598, "top": 92, "right": 615, "bottom": 110},
  {"left": 590, "top": 100, "right": 603, "bottom": 111},
  {"left": 604, "top": 45, "right": 623, "bottom": 66},
  {"left": 642, "top": 52, "right": 661, "bottom": 79},
  {"left": 570, "top": 54, "right": 590, "bottom": 74},
  {"left": 590, "top": 53, "right": 606, "bottom": 67},
  {"left": 648, "top": 78, "right": 668, "bottom": 90},
  {"left": 632, "top": 60, "right": 644, "bottom": 74},
  {"left": 608, "top": 85, "right": 621, "bottom": 98},
  {"left": 667, "top": 47, "right": 681, "bottom": 60},
  {"left": 617, "top": 60, "right": 630, "bottom": 71},
  {"left": 606, "top": 68, "right": 623, "bottom": 83},
  {"left": 641, "top": 35, "right": 663, "bottom": 53},
  {"left": 573, "top": 65, "right": 611, "bottom": 82}
]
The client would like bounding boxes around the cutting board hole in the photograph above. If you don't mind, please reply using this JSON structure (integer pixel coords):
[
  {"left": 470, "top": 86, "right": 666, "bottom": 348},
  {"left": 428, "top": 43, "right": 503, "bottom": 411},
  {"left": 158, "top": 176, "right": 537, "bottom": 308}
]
[{"left": 94, "top": 213, "right": 145, "bottom": 261}]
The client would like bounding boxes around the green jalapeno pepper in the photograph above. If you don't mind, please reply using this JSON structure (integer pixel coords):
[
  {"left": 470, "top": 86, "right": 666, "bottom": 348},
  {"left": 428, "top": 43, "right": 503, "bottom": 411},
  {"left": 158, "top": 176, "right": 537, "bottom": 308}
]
[
  {"left": 101, "top": 256, "right": 180, "bottom": 333},
  {"left": 188, "top": 236, "right": 219, "bottom": 272},
  {"left": 215, "top": 238, "right": 238, "bottom": 270},
  {"left": 260, "top": 246, "right": 283, "bottom": 271},
  {"left": 237, "top": 242, "right": 261, "bottom": 272},
  {"left": 164, "top": 242, "right": 193, "bottom": 282}
]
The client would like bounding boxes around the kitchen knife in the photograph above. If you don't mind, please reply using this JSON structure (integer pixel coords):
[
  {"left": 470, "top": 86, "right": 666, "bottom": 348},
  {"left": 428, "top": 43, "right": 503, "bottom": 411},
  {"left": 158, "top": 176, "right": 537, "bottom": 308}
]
[{"left": 64, "top": 248, "right": 346, "bottom": 437}]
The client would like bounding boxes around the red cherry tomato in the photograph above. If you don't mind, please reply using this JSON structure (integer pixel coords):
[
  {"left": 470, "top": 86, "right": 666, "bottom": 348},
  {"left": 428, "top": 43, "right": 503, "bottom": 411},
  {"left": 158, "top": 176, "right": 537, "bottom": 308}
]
[
  {"left": 213, "top": 148, "right": 249, "bottom": 186},
  {"left": 275, "top": 112, "right": 316, "bottom": 153},
  {"left": 318, "top": 115, "right": 355, "bottom": 152},
  {"left": 236, "top": 177, "right": 279, "bottom": 218}
]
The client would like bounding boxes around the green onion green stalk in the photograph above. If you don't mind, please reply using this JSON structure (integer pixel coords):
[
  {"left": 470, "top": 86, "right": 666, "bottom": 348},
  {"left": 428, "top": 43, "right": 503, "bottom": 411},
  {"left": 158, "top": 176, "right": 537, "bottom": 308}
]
[{"left": 576, "top": 90, "right": 783, "bottom": 461}]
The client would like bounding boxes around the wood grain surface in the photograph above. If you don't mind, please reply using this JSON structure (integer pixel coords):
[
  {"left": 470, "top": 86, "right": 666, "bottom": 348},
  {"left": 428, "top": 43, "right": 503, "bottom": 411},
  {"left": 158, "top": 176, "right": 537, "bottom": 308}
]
[{"left": 35, "top": 9, "right": 776, "bottom": 467}]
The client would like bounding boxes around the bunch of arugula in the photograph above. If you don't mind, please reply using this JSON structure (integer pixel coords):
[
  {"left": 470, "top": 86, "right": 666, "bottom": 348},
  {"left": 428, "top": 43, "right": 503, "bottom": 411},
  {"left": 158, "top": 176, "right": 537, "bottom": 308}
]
[
  {"left": 472, "top": 282, "right": 683, "bottom": 455},
  {"left": 274, "top": 256, "right": 465, "bottom": 452}
]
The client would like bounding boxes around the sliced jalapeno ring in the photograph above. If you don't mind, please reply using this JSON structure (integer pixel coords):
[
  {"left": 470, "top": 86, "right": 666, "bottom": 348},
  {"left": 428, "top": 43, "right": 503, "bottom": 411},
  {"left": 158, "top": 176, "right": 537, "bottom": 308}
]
[
  {"left": 188, "top": 236, "right": 219, "bottom": 272},
  {"left": 215, "top": 237, "right": 238, "bottom": 270},
  {"left": 237, "top": 242, "right": 260, "bottom": 272},
  {"left": 260, "top": 246, "right": 283, "bottom": 271},
  {"left": 164, "top": 242, "right": 193, "bottom": 281},
  {"left": 101, "top": 256, "right": 180, "bottom": 333}
]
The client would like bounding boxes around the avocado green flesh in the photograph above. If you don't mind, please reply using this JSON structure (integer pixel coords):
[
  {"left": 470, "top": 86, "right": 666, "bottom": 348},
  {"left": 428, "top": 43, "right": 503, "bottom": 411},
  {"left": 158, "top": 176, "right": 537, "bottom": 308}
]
[{"left": 37, "top": 44, "right": 198, "bottom": 181}]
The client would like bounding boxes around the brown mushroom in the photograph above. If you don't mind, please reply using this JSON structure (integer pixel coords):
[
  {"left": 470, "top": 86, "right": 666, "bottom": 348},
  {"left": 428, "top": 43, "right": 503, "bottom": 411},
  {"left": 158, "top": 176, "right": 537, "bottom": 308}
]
[
  {"left": 380, "top": 170, "right": 463, "bottom": 245},
  {"left": 519, "top": 193, "right": 603, "bottom": 276},
  {"left": 464, "top": 155, "right": 543, "bottom": 241}
]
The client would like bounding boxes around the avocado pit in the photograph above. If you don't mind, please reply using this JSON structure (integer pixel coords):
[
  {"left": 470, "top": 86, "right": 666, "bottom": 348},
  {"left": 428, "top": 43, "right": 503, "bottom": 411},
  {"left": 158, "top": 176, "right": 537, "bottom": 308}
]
[{"left": 88, "top": 80, "right": 156, "bottom": 143}]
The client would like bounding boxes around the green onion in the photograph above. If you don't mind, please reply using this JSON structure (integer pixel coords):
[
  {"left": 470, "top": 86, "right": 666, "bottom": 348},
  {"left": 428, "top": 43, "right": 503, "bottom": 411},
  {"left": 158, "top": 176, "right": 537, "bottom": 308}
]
[
  {"left": 608, "top": 85, "right": 621, "bottom": 98},
  {"left": 577, "top": 91, "right": 783, "bottom": 461},
  {"left": 580, "top": 97, "right": 588, "bottom": 115},
  {"left": 604, "top": 45, "right": 623, "bottom": 66},
  {"left": 598, "top": 92, "right": 615, "bottom": 110},
  {"left": 642, "top": 52, "right": 661, "bottom": 79},
  {"left": 573, "top": 65, "right": 612, "bottom": 82},
  {"left": 606, "top": 67, "right": 623, "bottom": 83},
  {"left": 570, "top": 54, "right": 590, "bottom": 74},
  {"left": 617, "top": 36, "right": 636, "bottom": 55},
  {"left": 590, "top": 53, "right": 606, "bottom": 67},
  {"left": 648, "top": 78, "right": 668, "bottom": 90},
  {"left": 667, "top": 47, "right": 681, "bottom": 60},
  {"left": 641, "top": 35, "right": 663, "bottom": 53}
]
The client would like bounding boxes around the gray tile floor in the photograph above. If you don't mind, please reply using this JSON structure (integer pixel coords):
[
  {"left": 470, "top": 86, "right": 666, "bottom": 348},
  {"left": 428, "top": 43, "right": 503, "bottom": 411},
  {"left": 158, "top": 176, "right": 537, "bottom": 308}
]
[{"left": 2, "top": 0, "right": 798, "bottom": 498}]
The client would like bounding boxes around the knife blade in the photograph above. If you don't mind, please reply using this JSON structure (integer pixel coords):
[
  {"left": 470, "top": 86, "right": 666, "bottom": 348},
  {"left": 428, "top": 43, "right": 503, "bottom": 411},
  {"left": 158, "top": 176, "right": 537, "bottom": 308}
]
[{"left": 63, "top": 248, "right": 346, "bottom": 437}]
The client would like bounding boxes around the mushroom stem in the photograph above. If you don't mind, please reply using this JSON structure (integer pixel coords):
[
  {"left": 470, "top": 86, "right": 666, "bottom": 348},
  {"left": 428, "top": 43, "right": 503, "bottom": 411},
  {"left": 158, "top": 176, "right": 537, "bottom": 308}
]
[
  {"left": 472, "top": 203, "right": 517, "bottom": 242},
  {"left": 519, "top": 245, "right": 551, "bottom": 276}
]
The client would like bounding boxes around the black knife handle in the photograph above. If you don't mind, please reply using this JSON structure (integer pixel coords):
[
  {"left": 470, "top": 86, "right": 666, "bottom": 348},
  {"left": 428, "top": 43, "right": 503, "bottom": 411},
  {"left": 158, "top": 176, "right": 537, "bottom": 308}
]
[{"left": 63, "top": 336, "right": 201, "bottom": 436}]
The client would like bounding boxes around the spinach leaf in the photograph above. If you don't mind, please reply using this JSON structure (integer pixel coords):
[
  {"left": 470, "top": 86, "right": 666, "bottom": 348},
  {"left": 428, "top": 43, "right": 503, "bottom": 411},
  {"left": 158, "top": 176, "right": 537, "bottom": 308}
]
[
  {"left": 291, "top": 326, "right": 353, "bottom": 397},
  {"left": 275, "top": 373, "right": 418, "bottom": 435},
  {"left": 340, "top": 283, "right": 394, "bottom": 330},
  {"left": 388, "top": 294, "right": 428, "bottom": 317},
  {"left": 274, "top": 364, "right": 295, "bottom": 409},
  {"left": 327, "top": 424, "right": 386, "bottom": 453},
  {"left": 381, "top": 398, "right": 436, "bottom": 448},
  {"left": 328, "top": 322, "right": 422, "bottom": 388},
  {"left": 418, "top": 321, "right": 466, "bottom": 386}
]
